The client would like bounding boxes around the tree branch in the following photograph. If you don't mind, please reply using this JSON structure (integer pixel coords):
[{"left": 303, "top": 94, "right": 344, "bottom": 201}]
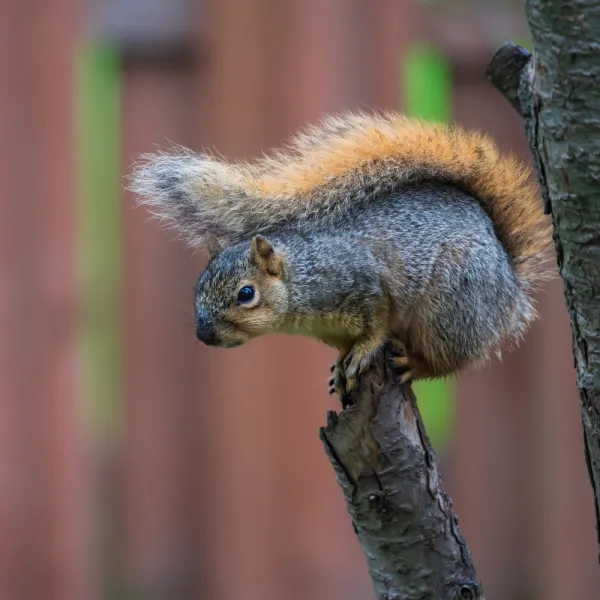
[
  {"left": 486, "top": 0, "right": 600, "bottom": 556},
  {"left": 320, "top": 351, "right": 482, "bottom": 600},
  {"left": 485, "top": 42, "right": 531, "bottom": 117}
]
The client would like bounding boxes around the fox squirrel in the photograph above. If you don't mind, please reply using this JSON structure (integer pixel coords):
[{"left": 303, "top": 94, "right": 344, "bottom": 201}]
[{"left": 131, "top": 112, "right": 551, "bottom": 398}]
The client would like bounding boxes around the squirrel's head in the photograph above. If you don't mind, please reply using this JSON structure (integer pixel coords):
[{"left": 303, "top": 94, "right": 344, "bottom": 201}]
[{"left": 195, "top": 235, "right": 289, "bottom": 348}]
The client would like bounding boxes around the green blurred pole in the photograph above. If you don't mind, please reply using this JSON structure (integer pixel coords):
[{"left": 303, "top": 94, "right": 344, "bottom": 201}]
[
  {"left": 402, "top": 43, "right": 454, "bottom": 450},
  {"left": 77, "top": 43, "right": 122, "bottom": 438},
  {"left": 77, "top": 41, "right": 126, "bottom": 600}
]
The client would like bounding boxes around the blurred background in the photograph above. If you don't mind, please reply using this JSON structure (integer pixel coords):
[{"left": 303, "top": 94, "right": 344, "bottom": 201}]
[{"left": 1, "top": 0, "right": 599, "bottom": 599}]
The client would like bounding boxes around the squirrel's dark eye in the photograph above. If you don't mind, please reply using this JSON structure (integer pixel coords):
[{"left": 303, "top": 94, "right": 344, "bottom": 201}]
[{"left": 237, "top": 285, "right": 255, "bottom": 304}]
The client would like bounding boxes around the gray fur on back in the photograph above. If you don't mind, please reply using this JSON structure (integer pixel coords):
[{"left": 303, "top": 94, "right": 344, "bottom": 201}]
[{"left": 264, "top": 183, "right": 533, "bottom": 370}]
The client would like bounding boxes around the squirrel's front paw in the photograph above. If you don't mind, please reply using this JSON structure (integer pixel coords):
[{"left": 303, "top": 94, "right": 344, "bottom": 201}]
[
  {"left": 343, "top": 340, "right": 383, "bottom": 392},
  {"left": 328, "top": 338, "right": 385, "bottom": 407}
]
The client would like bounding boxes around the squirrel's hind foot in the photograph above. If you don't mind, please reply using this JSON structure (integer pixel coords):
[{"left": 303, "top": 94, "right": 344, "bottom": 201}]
[{"left": 387, "top": 340, "right": 427, "bottom": 383}]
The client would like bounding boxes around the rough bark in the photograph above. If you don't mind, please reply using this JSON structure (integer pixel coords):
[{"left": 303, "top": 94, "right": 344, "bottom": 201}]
[
  {"left": 486, "top": 0, "right": 600, "bottom": 555},
  {"left": 320, "top": 351, "right": 482, "bottom": 600}
]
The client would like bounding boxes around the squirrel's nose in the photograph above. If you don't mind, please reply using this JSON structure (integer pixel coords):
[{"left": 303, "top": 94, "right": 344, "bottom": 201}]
[{"left": 196, "top": 323, "right": 219, "bottom": 346}]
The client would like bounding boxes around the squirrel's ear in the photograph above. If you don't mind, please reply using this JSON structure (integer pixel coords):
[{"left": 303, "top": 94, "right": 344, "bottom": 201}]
[
  {"left": 250, "top": 235, "right": 284, "bottom": 277},
  {"left": 206, "top": 235, "right": 223, "bottom": 259}
]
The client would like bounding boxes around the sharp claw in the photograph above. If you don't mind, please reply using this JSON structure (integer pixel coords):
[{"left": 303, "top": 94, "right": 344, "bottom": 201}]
[
  {"left": 329, "top": 387, "right": 336, "bottom": 395},
  {"left": 400, "top": 371, "right": 413, "bottom": 384},
  {"left": 341, "top": 394, "right": 353, "bottom": 409},
  {"left": 330, "top": 364, "right": 336, "bottom": 373},
  {"left": 328, "top": 377, "right": 335, "bottom": 386}
]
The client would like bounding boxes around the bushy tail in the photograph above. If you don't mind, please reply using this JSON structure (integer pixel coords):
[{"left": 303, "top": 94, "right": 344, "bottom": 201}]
[
  {"left": 129, "top": 149, "right": 262, "bottom": 247},
  {"left": 130, "top": 112, "right": 551, "bottom": 285}
]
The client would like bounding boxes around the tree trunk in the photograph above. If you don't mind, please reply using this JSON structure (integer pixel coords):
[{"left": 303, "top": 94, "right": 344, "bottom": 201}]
[
  {"left": 320, "top": 351, "right": 482, "bottom": 600},
  {"left": 486, "top": 0, "right": 600, "bottom": 556}
]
